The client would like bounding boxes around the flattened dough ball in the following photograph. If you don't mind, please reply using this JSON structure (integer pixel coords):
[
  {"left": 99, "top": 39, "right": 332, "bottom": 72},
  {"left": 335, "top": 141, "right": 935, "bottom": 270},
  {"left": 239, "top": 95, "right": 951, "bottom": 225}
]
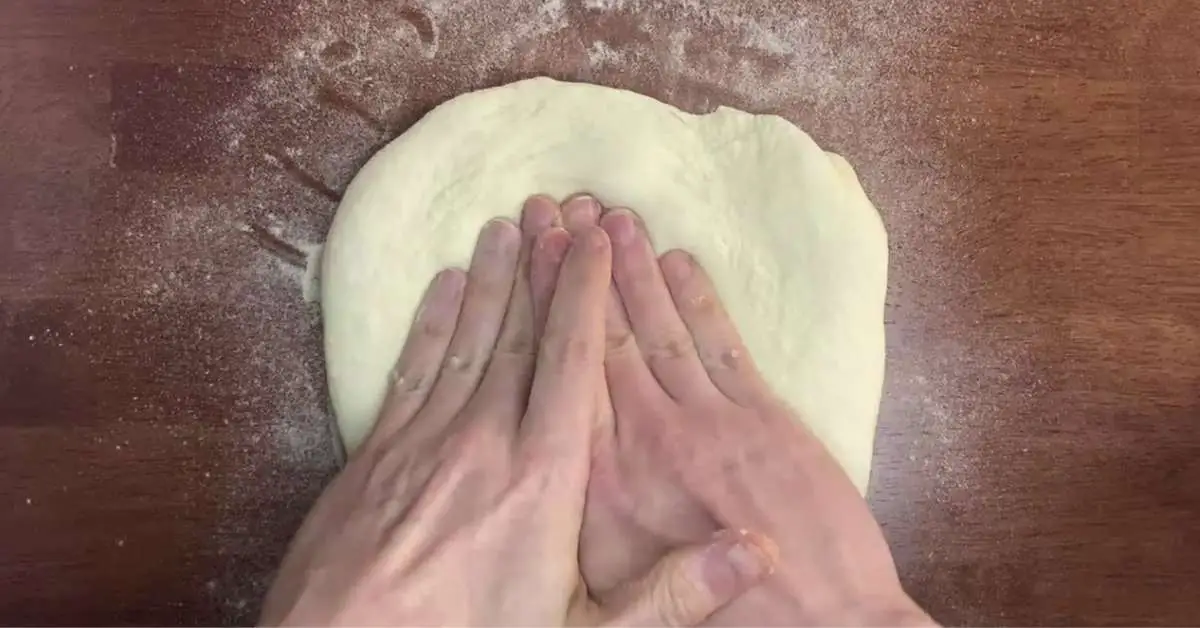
[{"left": 321, "top": 77, "right": 888, "bottom": 493}]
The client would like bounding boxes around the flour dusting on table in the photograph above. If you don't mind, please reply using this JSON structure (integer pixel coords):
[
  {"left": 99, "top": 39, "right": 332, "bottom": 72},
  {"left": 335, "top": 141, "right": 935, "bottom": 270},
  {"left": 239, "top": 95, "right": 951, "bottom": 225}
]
[{"left": 119, "top": 0, "right": 1002, "bottom": 620}]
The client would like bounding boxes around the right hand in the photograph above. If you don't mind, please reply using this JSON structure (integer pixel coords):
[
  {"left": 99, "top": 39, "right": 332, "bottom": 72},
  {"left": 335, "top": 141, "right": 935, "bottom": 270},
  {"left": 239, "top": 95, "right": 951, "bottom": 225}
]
[{"left": 559, "top": 199, "right": 933, "bottom": 626}]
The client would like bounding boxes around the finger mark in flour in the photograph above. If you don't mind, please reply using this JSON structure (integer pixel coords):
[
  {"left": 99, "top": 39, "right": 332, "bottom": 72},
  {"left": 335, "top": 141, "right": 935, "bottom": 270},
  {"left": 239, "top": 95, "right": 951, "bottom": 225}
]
[
  {"left": 239, "top": 222, "right": 309, "bottom": 269},
  {"left": 398, "top": 6, "right": 438, "bottom": 57},
  {"left": 318, "top": 39, "right": 360, "bottom": 69},
  {"left": 316, "top": 83, "right": 392, "bottom": 136},
  {"left": 263, "top": 150, "right": 342, "bottom": 203}
]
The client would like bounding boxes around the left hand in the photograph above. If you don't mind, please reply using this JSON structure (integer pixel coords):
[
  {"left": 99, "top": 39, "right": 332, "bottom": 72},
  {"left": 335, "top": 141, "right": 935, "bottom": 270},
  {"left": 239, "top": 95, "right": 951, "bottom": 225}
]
[{"left": 260, "top": 197, "right": 775, "bottom": 626}]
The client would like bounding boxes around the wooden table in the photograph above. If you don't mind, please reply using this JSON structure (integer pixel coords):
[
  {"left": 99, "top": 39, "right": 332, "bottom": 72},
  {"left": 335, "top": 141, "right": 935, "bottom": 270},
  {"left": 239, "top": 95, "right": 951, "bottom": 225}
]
[{"left": 3, "top": 0, "right": 1198, "bottom": 624}]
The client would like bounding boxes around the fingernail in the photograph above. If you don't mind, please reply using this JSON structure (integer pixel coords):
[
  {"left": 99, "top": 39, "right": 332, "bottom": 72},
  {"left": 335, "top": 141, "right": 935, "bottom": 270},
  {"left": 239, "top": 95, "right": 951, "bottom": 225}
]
[
  {"left": 698, "top": 531, "right": 777, "bottom": 595},
  {"left": 563, "top": 195, "right": 600, "bottom": 221},
  {"left": 724, "top": 538, "right": 771, "bottom": 580},
  {"left": 662, "top": 250, "right": 693, "bottom": 280},
  {"left": 431, "top": 268, "right": 466, "bottom": 301},
  {"left": 564, "top": 192, "right": 596, "bottom": 206},
  {"left": 415, "top": 269, "right": 465, "bottom": 322},
  {"left": 522, "top": 196, "right": 559, "bottom": 232},
  {"left": 601, "top": 210, "right": 637, "bottom": 246},
  {"left": 482, "top": 218, "right": 520, "bottom": 251}
]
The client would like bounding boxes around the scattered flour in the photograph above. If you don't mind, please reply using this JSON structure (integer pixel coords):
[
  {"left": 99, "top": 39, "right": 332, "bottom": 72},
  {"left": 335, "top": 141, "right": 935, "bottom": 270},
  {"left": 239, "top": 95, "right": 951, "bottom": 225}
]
[
  {"left": 587, "top": 40, "right": 625, "bottom": 66},
  {"left": 118, "top": 0, "right": 1018, "bottom": 620}
]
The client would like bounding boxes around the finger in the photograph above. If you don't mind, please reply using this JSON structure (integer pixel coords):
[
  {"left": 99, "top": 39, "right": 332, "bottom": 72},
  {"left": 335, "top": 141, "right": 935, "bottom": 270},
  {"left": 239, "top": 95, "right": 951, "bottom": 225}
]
[
  {"left": 421, "top": 218, "right": 521, "bottom": 419},
  {"left": 367, "top": 268, "right": 466, "bottom": 445},
  {"left": 659, "top": 249, "right": 769, "bottom": 405},
  {"left": 467, "top": 197, "right": 562, "bottom": 430},
  {"left": 491, "top": 196, "right": 560, "bottom": 363},
  {"left": 561, "top": 194, "right": 625, "bottom": 436},
  {"left": 602, "top": 530, "right": 778, "bottom": 627},
  {"left": 598, "top": 207, "right": 677, "bottom": 415},
  {"left": 601, "top": 208, "right": 709, "bottom": 399},
  {"left": 593, "top": 202, "right": 671, "bottom": 409},
  {"left": 561, "top": 194, "right": 601, "bottom": 234},
  {"left": 519, "top": 226, "right": 612, "bottom": 458},
  {"left": 530, "top": 227, "right": 572, "bottom": 337},
  {"left": 603, "top": 282, "right": 672, "bottom": 413}
]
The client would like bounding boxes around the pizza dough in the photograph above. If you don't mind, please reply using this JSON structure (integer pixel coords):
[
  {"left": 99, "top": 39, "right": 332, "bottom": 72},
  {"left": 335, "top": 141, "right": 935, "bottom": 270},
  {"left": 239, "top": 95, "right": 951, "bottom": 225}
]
[{"left": 321, "top": 77, "right": 887, "bottom": 494}]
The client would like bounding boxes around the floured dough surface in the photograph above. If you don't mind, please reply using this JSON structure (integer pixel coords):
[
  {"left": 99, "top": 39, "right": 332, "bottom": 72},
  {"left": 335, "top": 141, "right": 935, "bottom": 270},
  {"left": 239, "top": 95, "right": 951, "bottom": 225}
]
[{"left": 321, "top": 77, "right": 887, "bottom": 493}]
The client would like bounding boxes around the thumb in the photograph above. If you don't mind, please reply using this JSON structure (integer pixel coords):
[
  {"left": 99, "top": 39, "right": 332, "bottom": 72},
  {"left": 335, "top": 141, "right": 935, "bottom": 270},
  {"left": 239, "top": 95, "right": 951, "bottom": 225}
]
[{"left": 604, "top": 530, "right": 778, "bottom": 627}]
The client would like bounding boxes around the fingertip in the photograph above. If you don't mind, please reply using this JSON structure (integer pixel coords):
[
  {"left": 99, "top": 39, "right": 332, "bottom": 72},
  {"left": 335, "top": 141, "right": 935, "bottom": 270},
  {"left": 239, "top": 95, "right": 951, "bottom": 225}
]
[
  {"left": 433, "top": 267, "right": 468, "bottom": 294},
  {"left": 522, "top": 195, "right": 560, "bottom": 232},
  {"left": 577, "top": 225, "right": 611, "bottom": 255},
  {"left": 562, "top": 192, "right": 599, "bottom": 211},
  {"left": 599, "top": 206, "right": 633, "bottom": 221},
  {"left": 535, "top": 226, "right": 572, "bottom": 257},
  {"left": 413, "top": 268, "right": 466, "bottom": 326},
  {"left": 564, "top": 227, "right": 612, "bottom": 286},
  {"left": 484, "top": 216, "right": 518, "bottom": 230},
  {"left": 600, "top": 208, "right": 638, "bottom": 246},
  {"left": 600, "top": 203, "right": 639, "bottom": 218},
  {"left": 659, "top": 249, "right": 695, "bottom": 281},
  {"left": 480, "top": 217, "right": 521, "bottom": 253},
  {"left": 420, "top": 269, "right": 467, "bottom": 315},
  {"left": 699, "top": 530, "right": 778, "bottom": 598},
  {"left": 729, "top": 530, "right": 779, "bottom": 578},
  {"left": 562, "top": 194, "right": 601, "bottom": 232},
  {"left": 563, "top": 191, "right": 597, "bottom": 203}
]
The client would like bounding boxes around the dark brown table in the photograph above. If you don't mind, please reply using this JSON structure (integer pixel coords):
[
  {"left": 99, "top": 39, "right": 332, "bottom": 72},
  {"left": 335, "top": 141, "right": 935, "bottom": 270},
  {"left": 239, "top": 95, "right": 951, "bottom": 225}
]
[{"left": 3, "top": 0, "right": 1198, "bottom": 624}]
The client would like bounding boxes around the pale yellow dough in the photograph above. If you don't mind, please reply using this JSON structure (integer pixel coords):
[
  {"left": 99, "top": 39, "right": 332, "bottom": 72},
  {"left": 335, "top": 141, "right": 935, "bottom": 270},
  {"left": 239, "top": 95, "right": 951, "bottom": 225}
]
[{"left": 321, "top": 77, "right": 887, "bottom": 494}]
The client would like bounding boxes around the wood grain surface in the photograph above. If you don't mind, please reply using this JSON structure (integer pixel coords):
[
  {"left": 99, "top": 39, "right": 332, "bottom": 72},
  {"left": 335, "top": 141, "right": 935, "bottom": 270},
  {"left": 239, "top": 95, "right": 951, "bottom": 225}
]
[{"left": 3, "top": 0, "right": 1199, "bottom": 624}]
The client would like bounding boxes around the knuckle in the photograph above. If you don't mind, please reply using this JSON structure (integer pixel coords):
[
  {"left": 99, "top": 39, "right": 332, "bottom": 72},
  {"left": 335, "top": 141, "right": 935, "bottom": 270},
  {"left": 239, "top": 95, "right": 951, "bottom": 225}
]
[
  {"left": 416, "top": 315, "right": 455, "bottom": 340},
  {"left": 605, "top": 328, "right": 637, "bottom": 354},
  {"left": 449, "top": 420, "right": 512, "bottom": 458},
  {"left": 442, "top": 351, "right": 481, "bottom": 375},
  {"left": 645, "top": 333, "right": 696, "bottom": 362},
  {"left": 496, "top": 326, "right": 537, "bottom": 357},
  {"left": 700, "top": 347, "right": 746, "bottom": 372},
  {"left": 718, "top": 348, "right": 743, "bottom": 369},
  {"left": 550, "top": 335, "right": 594, "bottom": 366},
  {"left": 389, "top": 368, "right": 432, "bottom": 395}
]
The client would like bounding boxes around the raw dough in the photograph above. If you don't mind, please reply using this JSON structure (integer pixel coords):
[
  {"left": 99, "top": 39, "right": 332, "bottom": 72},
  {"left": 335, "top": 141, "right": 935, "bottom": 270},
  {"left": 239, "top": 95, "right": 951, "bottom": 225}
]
[{"left": 321, "top": 77, "right": 887, "bottom": 494}]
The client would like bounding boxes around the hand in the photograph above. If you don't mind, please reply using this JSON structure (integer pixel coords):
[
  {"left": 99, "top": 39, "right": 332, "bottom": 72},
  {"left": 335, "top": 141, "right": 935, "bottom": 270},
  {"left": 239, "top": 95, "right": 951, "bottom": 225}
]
[
  {"left": 559, "top": 199, "right": 932, "bottom": 625},
  {"left": 261, "top": 198, "right": 776, "bottom": 626}
]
